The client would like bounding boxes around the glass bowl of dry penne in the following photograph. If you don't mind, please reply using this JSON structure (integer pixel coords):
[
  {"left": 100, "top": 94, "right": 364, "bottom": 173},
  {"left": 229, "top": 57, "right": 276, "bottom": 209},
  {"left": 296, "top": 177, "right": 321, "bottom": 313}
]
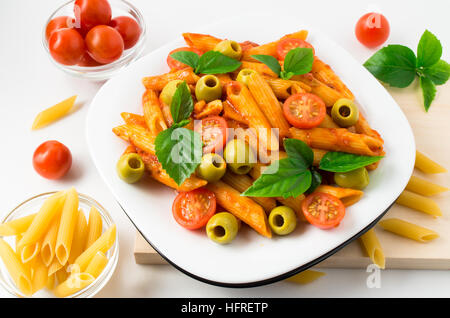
[{"left": 0, "top": 189, "right": 118, "bottom": 298}]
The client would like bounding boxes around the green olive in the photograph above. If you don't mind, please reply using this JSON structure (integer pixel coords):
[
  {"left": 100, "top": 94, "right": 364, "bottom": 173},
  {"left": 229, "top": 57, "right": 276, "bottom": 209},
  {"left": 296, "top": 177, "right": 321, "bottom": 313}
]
[
  {"left": 197, "top": 153, "right": 226, "bottom": 182},
  {"left": 116, "top": 153, "right": 145, "bottom": 183},
  {"left": 160, "top": 80, "right": 184, "bottom": 105},
  {"left": 223, "top": 139, "right": 256, "bottom": 175},
  {"left": 206, "top": 212, "right": 239, "bottom": 244},
  {"left": 195, "top": 75, "right": 222, "bottom": 102},
  {"left": 214, "top": 40, "right": 242, "bottom": 60},
  {"left": 334, "top": 167, "right": 369, "bottom": 190},
  {"left": 236, "top": 68, "right": 257, "bottom": 86},
  {"left": 331, "top": 98, "right": 359, "bottom": 127},
  {"left": 268, "top": 206, "right": 297, "bottom": 236}
]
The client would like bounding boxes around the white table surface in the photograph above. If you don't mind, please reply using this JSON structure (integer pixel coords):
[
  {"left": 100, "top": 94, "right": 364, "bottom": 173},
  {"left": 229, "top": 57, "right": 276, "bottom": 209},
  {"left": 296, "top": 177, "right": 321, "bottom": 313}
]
[{"left": 1, "top": 0, "right": 449, "bottom": 298}]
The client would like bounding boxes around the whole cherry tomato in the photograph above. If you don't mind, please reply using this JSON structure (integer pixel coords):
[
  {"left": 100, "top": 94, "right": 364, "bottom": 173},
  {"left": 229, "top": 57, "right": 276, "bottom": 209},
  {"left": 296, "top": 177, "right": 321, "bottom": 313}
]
[
  {"left": 85, "top": 25, "right": 124, "bottom": 64},
  {"left": 109, "top": 16, "right": 141, "bottom": 49},
  {"left": 355, "top": 12, "right": 390, "bottom": 48},
  {"left": 77, "top": 50, "right": 101, "bottom": 66},
  {"left": 74, "top": 0, "right": 111, "bottom": 34},
  {"left": 45, "top": 16, "right": 75, "bottom": 41},
  {"left": 48, "top": 28, "right": 85, "bottom": 65},
  {"left": 33, "top": 141, "right": 72, "bottom": 179}
]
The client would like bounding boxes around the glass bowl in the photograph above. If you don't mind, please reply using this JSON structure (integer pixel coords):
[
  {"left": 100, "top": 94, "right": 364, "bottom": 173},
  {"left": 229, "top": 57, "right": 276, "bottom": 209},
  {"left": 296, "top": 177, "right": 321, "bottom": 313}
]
[
  {"left": 42, "top": 0, "right": 146, "bottom": 81},
  {"left": 0, "top": 192, "right": 119, "bottom": 298}
]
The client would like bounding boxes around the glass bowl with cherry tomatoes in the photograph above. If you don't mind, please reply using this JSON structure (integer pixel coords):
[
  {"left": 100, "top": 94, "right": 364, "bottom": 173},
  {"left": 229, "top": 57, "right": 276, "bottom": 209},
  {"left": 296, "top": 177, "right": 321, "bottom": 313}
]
[{"left": 42, "top": 0, "right": 146, "bottom": 81}]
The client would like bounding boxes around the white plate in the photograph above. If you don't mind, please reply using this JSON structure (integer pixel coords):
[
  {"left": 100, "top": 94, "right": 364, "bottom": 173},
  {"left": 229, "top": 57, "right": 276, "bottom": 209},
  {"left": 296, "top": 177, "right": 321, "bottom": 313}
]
[{"left": 86, "top": 16, "right": 415, "bottom": 287}]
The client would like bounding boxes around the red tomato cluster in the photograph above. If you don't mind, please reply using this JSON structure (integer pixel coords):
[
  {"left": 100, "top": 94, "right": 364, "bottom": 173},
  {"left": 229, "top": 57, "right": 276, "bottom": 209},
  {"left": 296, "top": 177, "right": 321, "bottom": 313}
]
[{"left": 46, "top": 0, "right": 141, "bottom": 66}]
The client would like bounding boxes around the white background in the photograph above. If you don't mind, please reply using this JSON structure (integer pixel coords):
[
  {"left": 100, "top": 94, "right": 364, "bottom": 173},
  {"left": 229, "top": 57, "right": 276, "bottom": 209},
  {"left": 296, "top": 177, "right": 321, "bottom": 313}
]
[{"left": 0, "top": 0, "right": 449, "bottom": 297}]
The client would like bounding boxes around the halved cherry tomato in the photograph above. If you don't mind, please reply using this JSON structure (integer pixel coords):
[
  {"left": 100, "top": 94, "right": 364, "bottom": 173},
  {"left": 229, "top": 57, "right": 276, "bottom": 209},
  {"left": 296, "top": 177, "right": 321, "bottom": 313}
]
[
  {"left": 85, "top": 25, "right": 124, "bottom": 64},
  {"left": 74, "top": 0, "right": 111, "bottom": 34},
  {"left": 33, "top": 140, "right": 72, "bottom": 180},
  {"left": 167, "top": 47, "right": 203, "bottom": 70},
  {"left": 172, "top": 188, "right": 216, "bottom": 230},
  {"left": 48, "top": 28, "right": 85, "bottom": 65},
  {"left": 195, "top": 116, "right": 228, "bottom": 154},
  {"left": 276, "top": 38, "right": 315, "bottom": 60},
  {"left": 283, "top": 93, "right": 326, "bottom": 128},
  {"left": 302, "top": 193, "right": 345, "bottom": 229},
  {"left": 109, "top": 16, "right": 141, "bottom": 49},
  {"left": 355, "top": 12, "right": 390, "bottom": 48},
  {"left": 45, "top": 16, "right": 74, "bottom": 40}
]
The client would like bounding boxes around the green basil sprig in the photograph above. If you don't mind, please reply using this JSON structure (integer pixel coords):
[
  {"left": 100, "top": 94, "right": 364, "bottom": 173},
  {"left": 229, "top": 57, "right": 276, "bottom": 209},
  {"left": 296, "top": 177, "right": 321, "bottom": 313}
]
[
  {"left": 251, "top": 47, "right": 314, "bottom": 80},
  {"left": 364, "top": 30, "right": 450, "bottom": 111},
  {"left": 319, "top": 152, "right": 383, "bottom": 173},
  {"left": 170, "top": 50, "right": 241, "bottom": 74},
  {"left": 155, "top": 82, "right": 202, "bottom": 186}
]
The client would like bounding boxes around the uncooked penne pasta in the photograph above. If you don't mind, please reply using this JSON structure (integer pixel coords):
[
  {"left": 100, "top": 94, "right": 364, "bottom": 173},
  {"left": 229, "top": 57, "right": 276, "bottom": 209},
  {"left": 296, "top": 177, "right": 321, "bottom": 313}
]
[
  {"left": 222, "top": 171, "right": 276, "bottom": 213},
  {"left": 0, "top": 213, "right": 36, "bottom": 236},
  {"left": 55, "top": 267, "right": 69, "bottom": 284},
  {"left": 121, "top": 112, "right": 146, "bottom": 127},
  {"left": 55, "top": 187, "right": 79, "bottom": 265},
  {"left": 227, "top": 81, "right": 279, "bottom": 151},
  {"left": 32, "top": 256, "right": 48, "bottom": 293},
  {"left": 359, "top": 229, "right": 385, "bottom": 269},
  {"left": 289, "top": 127, "right": 384, "bottom": 157},
  {"left": 21, "top": 242, "right": 40, "bottom": 264},
  {"left": 85, "top": 251, "right": 108, "bottom": 278},
  {"left": 142, "top": 89, "right": 167, "bottom": 135},
  {"left": 53, "top": 273, "right": 95, "bottom": 298},
  {"left": 85, "top": 206, "right": 102, "bottom": 250},
  {"left": 48, "top": 253, "right": 64, "bottom": 276},
  {"left": 182, "top": 32, "right": 221, "bottom": 51},
  {"left": 0, "top": 238, "right": 32, "bottom": 296},
  {"left": 311, "top": 58, "right": 354, "bottom": 100},
  {"left": 415, "top": 150, "right": 447, "bottom": 174},
  {"left": 206, "top": 181, "right": 272, "bottom": 238},
  {"left": 74, "top": 224, "right": 116, "bottom": 272},
  {"left": 378, "top": 218, "right": 439, "bottom": 243},
  {"left": 18, "top": 191, "right": 66, "bottom": 248},
  {"left": 248, "top": 72, "right": 290, "bottom": 138},
  {"left": 285, "top": 269, "right": 325, "bottom": 284},
  {"left": 41, "top": 211, "right": 61, "bottom": 267},
  {"left": 406, "top": 175, "right": 448, "bottom": 197},
  {"left": 396, "top": 190, "right": 442, "bottom": 217},
  {"left": 46, "top": 273, "right": 55, "bottom": 290},
  {"left": 315, "top": 185, "right": 363, "bottom": 206},
  {"left": 68, "top": 209, "right": 88, "bottom": 264},
  {"left": 113, "top": 124, "right": 156, "bottom": 155},
  {"left": 142, "top": 68, "right": 199, "bottom": 91}
]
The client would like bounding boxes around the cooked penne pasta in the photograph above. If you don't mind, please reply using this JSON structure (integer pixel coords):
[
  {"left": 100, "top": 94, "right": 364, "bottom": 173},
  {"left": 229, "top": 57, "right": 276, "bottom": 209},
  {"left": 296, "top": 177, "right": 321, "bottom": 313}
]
[
  {"left": 120, "top": 112, "right": 146, "bottom": 127},
  {"left": 53, "top": 272, "right": 95, "bottom": 298},
  {"left": 113, "top": 124, "right": 156, "bottom": 155},
  {"left": 85, "top": 206, "right": 102, "bottom": 250},
  {"left": 415, "top": 150, "right": 447, "bottom": 174},
  {"left": 378, "top": 218, "right": 439, "bottom": 243},
  {"left": 319, "top": 114, "right": 339, "bottom": 128},
  {"left": 315, "top": 185, "right": 363, "bottom": 206},
  {"left": 31, "top": 256, "right": 48, "bottom": 293},
  {"left": 182, "top": 32, "right": 221, "bottom": 51},
  {"left": 248, "top": 72, "right": 290, "bottom": 138},
  {"left": 227, "top": 81, "right": 278, "bottom": 151},
  {"left": 262, "top": 77, "right": 311, "bottom": 99},
  {"left": 406, "top": 175, "right": 449, "bottom": 197},
  {"left": 291, "top": 73, "right": 345, "bottom": 107},
  {"left": 277, "top": 195, "right": 306, "bottom": 222},
  {"left": 0, "top": 213, "right": 36, "bottom": 236},
  {"left": 85, "top": 251, "right": 108, "bottom": 278},
  {"left": 142, "top": 68, "right": 199, "bottom": 91},
  {"left": 74, "top": 224, "right": 116, "bottom": 272},
  {"left": 359, "top": 229, "right": 385, "bottom": 269},
  {"left": 222, "top": 171, "right": 276, "bottom": 212},
  {"left": 206, "top": 181, "right": 272, "bottom": 238},
  {"left": 396, "top": 190, "right": 442, "bottom": 217},
  {"left": 311, "top": 58, "right": 354, "bottom": 100},
  {"left": 41, "top": 211, "right": 61, "bottom": 267},
  {"left": 0, "top": 238, "right": 32, "bottom": 296},
  {"left": 68, "top": 209, "right": 88, "bottom": 264},
  {"left": 55, "top": 187, "right": 79, "bottom": 265},
  {"left": 18, "top": 191, "right": 66, "bottom": 248},
  {"left": 285, "top": 269, "right": 325, "bottom": 284},
  {"left": 239, "top": 61, "right": 278, "bottom": 77},
  {"left": 289, "top": 127, "right": 384, "bottom": 156},
  {"left": 222, "top": 100, "right": 248, "bottom": 124},
  {"left": 142, "top": 89, "right": 168, "bottom": 135},
  {"left": 159, "top": 101, "right": 174, "bottom": 127},
  {"left": 193, "top": 100, "right": 223, "bottom": 119},
  {"left": 353, "top": 113, "right": 382, "bottom": 141}
]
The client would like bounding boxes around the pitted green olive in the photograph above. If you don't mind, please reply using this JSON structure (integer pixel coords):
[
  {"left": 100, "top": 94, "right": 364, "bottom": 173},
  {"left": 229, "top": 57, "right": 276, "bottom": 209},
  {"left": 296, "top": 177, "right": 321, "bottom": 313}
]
[
  {"left": 334, "top": 167, "right": 369, "bottom": 190},
  {"left": 214, "top": 40, "right": 242, "bottom": 60},
  {"left": 160, "top": 80, "right": 184, "bottom": 105},
  {"left": 268, "top": 206, "right": 297, "bottom": 235},
  {"left": 206, "top": 212, "right": 239, "bottom": 244},
  {"left": 116, "top": 153, "right": 145, "bottom": 183},
  {"left": 236, "top": 68, "right": 257, "bottom": 86},
  {"left": 223, "top": 139, "right": 256, "bottom": 175},
  {"left": 195, "top": 75, "right": 222, "bottom": 102},
  {"left": 331, "top": 98, "right": 359, "bottom": 127},
  {"left": 197, "top": 153, "right": 226, "bottom": 182}
]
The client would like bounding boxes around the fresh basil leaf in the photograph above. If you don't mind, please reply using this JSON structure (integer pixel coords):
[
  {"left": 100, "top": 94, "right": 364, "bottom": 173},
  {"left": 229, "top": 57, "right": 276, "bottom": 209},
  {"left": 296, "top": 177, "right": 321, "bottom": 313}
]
[
  {"left": 242, "top": 158, "right": 312, "bottom": 198},
  {"left": 363, "top": 45, "right": 417, "bottom": 88},
  {"left": 170, "top": 81, "right": 193, "bottom": 124},
  {"left": 423, "top": 59, "right": 450, "bottom": 85},
  {"left": 319, "top": 152, "right": 383, "bottom": 172},
  {"left": 283, "top": 138, "right": 313, "bottom": 168},
  {"left": 170, "top": 51, "right": 200, "bottom": 70},
  {"left": 417, "top": 30, "right": 442, "bottom": 68},
  {"left": 196, "top": 51, "right": 241, "bottom": 74},
  {"left": 251, "top": 54, "right": 281, "bottom": 76},
  {"left": 283, "top": 47, "right": 314, "bottom": 76},
  {"left": 280, "top": 70, "right": 294, "bottom": 80},
  {"left": 420, "top": 76, "right": 437, "bottom": 112},
  {"left": 155, "top": 126, "right": 202, "bottom": 186},
  {"left": 306, "top": 169, "right": 322, "bottom": 194}
]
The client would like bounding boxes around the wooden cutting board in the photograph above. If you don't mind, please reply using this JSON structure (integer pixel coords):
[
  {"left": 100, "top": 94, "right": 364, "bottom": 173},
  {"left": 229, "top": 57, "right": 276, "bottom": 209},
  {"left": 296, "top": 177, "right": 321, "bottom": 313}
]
[{"left": 134, "top": 82, "right": 450, "bottom": 269}]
